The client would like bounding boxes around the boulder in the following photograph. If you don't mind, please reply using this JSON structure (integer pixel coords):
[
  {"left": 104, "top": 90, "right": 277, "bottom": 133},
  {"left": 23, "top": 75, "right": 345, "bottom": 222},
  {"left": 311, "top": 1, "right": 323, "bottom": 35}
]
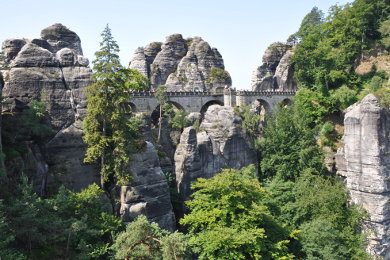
[
  {"left": 120, "top": 141, "right": 176, "bottom": 231},
  {"left": 336, "top": 94, "right": 390, "bottom": 258},
  {"left": 12, "top": 43, "right": 58, "bottom": 67},
  {"left": 41, "top": 23, "right": 83, "bottom": 55},
  {"left": 2, "top": 39, "right": 27, "bottom": 61}
]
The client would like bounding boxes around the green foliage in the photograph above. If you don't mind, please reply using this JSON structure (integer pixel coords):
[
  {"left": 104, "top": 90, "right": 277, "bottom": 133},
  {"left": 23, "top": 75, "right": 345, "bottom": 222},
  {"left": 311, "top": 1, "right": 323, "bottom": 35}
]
[
  {"left": 0, "top": 178, "right": 122, "bottom": 259},
  {"left": 83, "top": 25, "right": 148, "bottom": 185},
  {"left": 293, "top": 88, "right": 333, "bottom": 126},
  {"left": 320, "top": 121, "right": 336, "bottom": 147},
  {"left": 259, "top": 98, "right": 370, "bottom": 259},
  {"left": 329, "top": 85, "right": 358, "bottom": 111},
  {"left": 112, "top": 215, "right": 191, "bottom": 259},
  {"left": 155, "top": 84, "right": 168, "bottom": 104},
  {"left": 369, "top": 75, "right": 385, "bottom": 91},
  {"left": 161, "top": 231, "right": 192, "bottom": 260},
  {"left": 206, "top": 67, "right": 230, "bottom": 83},
  {"left": 288, "top": 6, "right": 324, "bottom": 43},
  {"left": 260, "top": 105, "right": 326, "bottom": 181},
  {"left": 163, "top": 171, "right": 182, "bottom": 215},
  {"left": 237, "top": 105, "right": 262, "bottom": 137},
  {"left": 292, "top": 0, "right": 388, "bottom": 94},
  {"left": 170, "top": 110, "right": 190, "bottom": 130},
  {"left": 51, "top": 184, "right": 122, "bottom": 259},
  {"left": 180, "top": 165, "right": 295, "bottom": 260},
  {"left": 379, "top": 17, "right": 390, "bottom": 49},
  {"left": 2, "top": 100, "right": 55, "bottom": 163},
  {"left": 161, "top": 103, "right": 190, "bottom": 130},
  {"left": 0, "top": 200, "right": 25, "bottom": 259}
]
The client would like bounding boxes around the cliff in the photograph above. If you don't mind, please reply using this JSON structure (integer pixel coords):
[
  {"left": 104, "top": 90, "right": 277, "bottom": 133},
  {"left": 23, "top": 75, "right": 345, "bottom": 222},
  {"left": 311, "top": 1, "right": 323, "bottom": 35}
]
[
  {"left": 251, "top": 42, "right": 296, "bottom": 91},
  {"left": 336, "top": 94, "right": 390, "bottom": 258},
  {"left": 1, "top": 23, "right": 97, "bottom": 192},
  {"left": 174, "top": 105, "right": 257, "bottom": 204},
  {"left": 129, "top": 34, "right": 232, "bottom": 92}
]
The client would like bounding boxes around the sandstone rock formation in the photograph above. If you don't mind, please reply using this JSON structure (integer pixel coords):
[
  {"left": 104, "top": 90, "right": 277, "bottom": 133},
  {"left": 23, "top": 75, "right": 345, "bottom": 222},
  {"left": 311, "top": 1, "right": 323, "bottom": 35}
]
[
  {"left": 175, "top": 105, "right": 257, "bottom": 203},
  {"left": 251, "top": 42, "right": 296, "bottom": 91},
  {"left": 120, "top": 141, "right": 176, "bottom": 231},
  {"left": 129, "top": 35, "right": 231, "bottom": 92},
  {"left": 336, "top": 94, "right": 390, "bottom": 258},
  {"left": 1, "top": 23, "right": 90, "bottom": 130},
  {"left": 1, "top": 23, "right": 97, "bottom": 191}
]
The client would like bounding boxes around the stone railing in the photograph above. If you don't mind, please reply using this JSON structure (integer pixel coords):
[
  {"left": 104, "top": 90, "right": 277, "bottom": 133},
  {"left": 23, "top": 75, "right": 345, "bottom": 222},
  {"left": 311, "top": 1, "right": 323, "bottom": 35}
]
[{"left": 128, "top": 90, "right": 296, "bottom": 97}]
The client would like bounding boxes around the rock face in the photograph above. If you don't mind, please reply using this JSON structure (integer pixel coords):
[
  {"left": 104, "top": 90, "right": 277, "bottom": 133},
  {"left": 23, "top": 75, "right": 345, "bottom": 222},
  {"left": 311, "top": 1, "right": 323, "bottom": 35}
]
[
  {"left": 1, "top": 23, "right": 91, "bottom": 130},
  {"left": 120, "top": 142, "right": 176, "bottom": 231},
  {"left": 175, "top": 105, "right": 257, "bottom": 202},
  {"left": 1, "top": 24, "right": 97, "bottom": 191},
  {"left": 251, "top": 42, "right": 296, "bottom": 91},
  {"left": 336, "top": 94, "right": 390, "bottom": 258},
  {"left": 129, "top": 35, "right": 231, "bottom": 92}
]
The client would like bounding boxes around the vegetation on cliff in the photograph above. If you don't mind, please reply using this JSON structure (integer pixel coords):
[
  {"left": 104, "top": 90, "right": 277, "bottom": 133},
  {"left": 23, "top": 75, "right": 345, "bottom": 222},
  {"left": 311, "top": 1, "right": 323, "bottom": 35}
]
[{"left": 83, "top": 25, "right": 149, "bottom": 187}]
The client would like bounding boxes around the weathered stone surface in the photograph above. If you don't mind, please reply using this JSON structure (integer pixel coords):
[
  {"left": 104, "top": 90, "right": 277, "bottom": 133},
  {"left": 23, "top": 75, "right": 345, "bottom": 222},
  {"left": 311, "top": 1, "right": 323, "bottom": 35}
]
[
  {"left": 12, "top": 43, "right": 58, "bottom": 67},
  {"left": 120, "top": 141, "right": 175, "bottom": 231},
  {"left": 45, "top": 121, "right": 99, "bottom": 192},
  {"left": 129, "top": 35, "right": 231, "bottom": 91},
  {"left": 129, "top": 47, "right": 149, "bottom": 77},
  {"left": 175, "top": 105, "right": 257, "bottom": 202},
  {"left": 2, "top": 39, "right": 27, "bottom": 61},
  {"left": 274, "top": 50, "right": 297, "bottom": 91},
  {"left": 336, "top": 94, "right": 390, "bottom": 257},
  {"left": 41, "top": 23, "right": 83, "bottom": 55},
  {"left": 1, "top": 24, "right": 94, "bottom": 192},
  {"left": 251, "top": 42, "right": 296, "bottom": 91},
  {"left": 2, "top": 24, "right": 92, "bottom": 130}
]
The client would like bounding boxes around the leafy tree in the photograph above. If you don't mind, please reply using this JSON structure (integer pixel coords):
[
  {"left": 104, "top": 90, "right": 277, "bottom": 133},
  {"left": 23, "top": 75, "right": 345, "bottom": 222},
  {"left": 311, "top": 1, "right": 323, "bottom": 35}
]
[
  {"left": 288, "top": 7, "right": 324, "bottom": 43},
  {"left": 329, "top": 85, "right": 358, "bottom": 111},
  {"left": 83, "top": 24, "right": 149, "bottom": 187},
  {"left": 260, "top": 104, "right": 326, "bottom": 181},
  {"left": 111, "top": 215, "right": 191, "bottom": 260},
  {"left": 170, "top": 110, "right": 190, "bottom": 130},
  {"left": 0, "top": 200, "right": 25, "bottom": 259},
  {"left": 155, "top": 84, "right": 168, "bottom": 142},
  {"left": 51, "top": 184, "right": 122, "bottom": 259},
  {"left": 379, "top": 17, "right": 390, "bottom": 49},
  {"left": 180, "top": 165, "right": 295, "bottom": 260},
  {"left": 4, "top": 176, "right": 64, "bottom": 258}
]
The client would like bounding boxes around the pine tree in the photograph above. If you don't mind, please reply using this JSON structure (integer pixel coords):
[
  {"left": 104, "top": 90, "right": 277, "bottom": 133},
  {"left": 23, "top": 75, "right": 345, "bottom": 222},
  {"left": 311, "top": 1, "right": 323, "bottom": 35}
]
[{"left": 83, "top": 24, "right": 149, "bottom": 188}]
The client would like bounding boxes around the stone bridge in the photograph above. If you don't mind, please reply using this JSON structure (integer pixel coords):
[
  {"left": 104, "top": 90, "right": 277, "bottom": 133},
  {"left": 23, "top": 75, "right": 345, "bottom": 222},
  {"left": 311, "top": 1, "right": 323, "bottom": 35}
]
[{"left": 128, "top": 89, "right": 295, "bottom": 114}]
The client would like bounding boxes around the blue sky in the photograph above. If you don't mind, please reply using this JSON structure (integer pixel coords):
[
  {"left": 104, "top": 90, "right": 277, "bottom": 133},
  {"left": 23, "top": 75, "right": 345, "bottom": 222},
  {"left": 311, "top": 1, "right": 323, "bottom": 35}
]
[{"left": 1, "top": 0, "right": 350, "bottom": 90}]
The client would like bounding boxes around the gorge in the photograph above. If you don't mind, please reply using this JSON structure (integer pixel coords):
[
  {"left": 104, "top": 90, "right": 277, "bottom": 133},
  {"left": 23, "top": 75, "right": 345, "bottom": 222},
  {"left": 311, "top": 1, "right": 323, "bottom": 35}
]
[{"left": 1, "top": 1, "right": 390, "bottom": 257}]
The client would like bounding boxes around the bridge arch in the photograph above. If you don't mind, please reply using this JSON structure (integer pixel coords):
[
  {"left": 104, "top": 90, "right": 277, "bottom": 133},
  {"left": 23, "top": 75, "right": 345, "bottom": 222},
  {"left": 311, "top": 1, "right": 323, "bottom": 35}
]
[
  {"left": 281, "top": 98, "right": 292, "bottom": 107},
  {"left": 129, "top": 102, "right": 137, "bottom": 112},
  {"left": 200, "top": 100, "right": 224, "bottom": 115},
  {"left": 119, "top": 101, "right": 137, "bottom": 113},
  {"left": 166, "top": 101, "right": 185, "bottom": 111},
  {"left": 252, "top": 99, "right": 271, "bottom": 115}
]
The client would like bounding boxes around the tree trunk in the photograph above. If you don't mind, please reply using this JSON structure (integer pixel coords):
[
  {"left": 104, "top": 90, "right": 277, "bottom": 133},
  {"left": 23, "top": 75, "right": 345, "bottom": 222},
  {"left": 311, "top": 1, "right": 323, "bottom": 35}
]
[
  {"left": 157, "top": 104, "right": 162, "bottom": 142},
  {"left": 101, "top": 117, "right": 106, "bottom": 188}
]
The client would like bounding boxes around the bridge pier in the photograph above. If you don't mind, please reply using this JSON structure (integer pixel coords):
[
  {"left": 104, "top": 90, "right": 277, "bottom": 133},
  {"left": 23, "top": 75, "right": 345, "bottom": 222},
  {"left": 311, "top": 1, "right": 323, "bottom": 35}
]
[
  {"left": 236, "top": 91, "right": 247, "bottom": 107},
  {"left": 223, "top": 89, "right": 236, "bottom": 107}
]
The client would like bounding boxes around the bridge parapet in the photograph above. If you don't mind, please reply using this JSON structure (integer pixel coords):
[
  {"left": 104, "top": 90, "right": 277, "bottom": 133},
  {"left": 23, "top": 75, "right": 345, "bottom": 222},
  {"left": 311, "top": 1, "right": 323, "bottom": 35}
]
[{"left": 128, "top": 90, "right": 296, "bottom": 113}]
